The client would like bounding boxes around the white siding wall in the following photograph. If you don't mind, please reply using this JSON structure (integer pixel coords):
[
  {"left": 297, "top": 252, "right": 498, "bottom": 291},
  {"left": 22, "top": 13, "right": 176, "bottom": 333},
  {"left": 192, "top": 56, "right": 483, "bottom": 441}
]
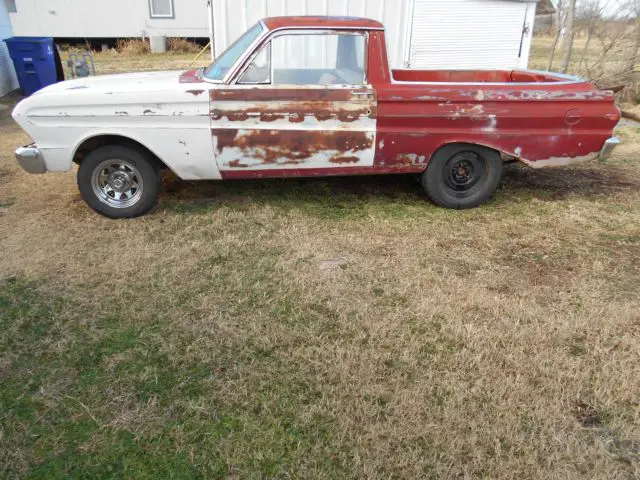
[
  {"left": 212, "top": 0, "right": 410, "bottom": 69},
  {"left": 7, "top": 0, "right": 537, "bottom": 71},
  {"left": 9, "top": 0, "right": 210, "bottom": 38},
  {"left": 1, "top": 1, "right": 18, "bottom": 96},
  {"left": 407, "top": 0, "right": 536, "bottom": 69}
]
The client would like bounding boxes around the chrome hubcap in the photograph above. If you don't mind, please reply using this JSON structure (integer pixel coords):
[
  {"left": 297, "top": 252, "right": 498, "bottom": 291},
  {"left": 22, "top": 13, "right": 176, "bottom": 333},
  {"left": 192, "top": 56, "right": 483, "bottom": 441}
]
[{"left": 91, "top": 160, "right": 144, "bottom": 209}]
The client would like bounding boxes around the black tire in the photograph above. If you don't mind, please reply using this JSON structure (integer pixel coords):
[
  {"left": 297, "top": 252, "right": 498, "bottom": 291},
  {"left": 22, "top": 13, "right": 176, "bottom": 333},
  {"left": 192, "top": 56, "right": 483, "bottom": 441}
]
[
  {"left": 421, "top": 143, "right": 503, "bottom": 209},
  {"left": 77, "top": 145, "right": 160, "bottom": 219}
]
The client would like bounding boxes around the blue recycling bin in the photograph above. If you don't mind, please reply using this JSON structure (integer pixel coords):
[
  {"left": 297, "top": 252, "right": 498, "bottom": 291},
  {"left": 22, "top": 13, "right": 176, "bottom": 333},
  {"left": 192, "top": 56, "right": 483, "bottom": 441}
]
[{"left": 4, "top": 37, "right": 62, "bottom": 96}]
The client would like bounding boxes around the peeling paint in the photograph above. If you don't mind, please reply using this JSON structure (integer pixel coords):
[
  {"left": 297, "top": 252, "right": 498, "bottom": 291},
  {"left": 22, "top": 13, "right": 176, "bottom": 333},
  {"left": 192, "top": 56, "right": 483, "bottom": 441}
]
[
  {"left": 520, "top": 151, "right": 599, "bottom": 168},
  {"left": 213, "top": 127, "right": 375, "bottom": 170},
  {"left": 329, "top": 156, "right": 360, "bottom": 164},
  {"left": 482, "top": 114, "right": 498, "bottom": 132},
  {"left": 211, "top": 85, "right": 377, "bottom": 171}
]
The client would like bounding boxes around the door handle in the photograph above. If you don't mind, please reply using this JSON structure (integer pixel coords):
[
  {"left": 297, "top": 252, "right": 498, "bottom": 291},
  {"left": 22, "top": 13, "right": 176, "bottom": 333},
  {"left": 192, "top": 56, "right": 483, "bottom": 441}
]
[{"left": 352, "top": 91, "right": 373, "bottom": 97}]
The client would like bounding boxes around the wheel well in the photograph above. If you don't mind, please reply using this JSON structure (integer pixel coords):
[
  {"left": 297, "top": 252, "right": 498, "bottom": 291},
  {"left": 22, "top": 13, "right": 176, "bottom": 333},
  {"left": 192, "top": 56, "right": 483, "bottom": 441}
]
[
  {"left": 73, "top": 135, "right": 168, "bottom": 170},
  {"left": 426, "top": 142, "right": 509, "bottom": 167}
]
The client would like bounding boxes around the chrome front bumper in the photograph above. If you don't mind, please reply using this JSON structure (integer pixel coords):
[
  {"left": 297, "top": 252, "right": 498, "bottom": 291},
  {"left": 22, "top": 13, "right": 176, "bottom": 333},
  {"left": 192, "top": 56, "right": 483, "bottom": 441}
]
[
  {"left": 599, "top": 137, "right": 621, "bottom": 162},
  {"left": 15, "top": 144, "right": 46, "bottom": 174}
]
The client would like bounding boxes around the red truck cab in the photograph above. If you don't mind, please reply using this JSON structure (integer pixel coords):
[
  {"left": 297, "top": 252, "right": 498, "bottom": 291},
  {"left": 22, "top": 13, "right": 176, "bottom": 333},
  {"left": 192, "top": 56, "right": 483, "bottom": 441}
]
[{"left": 204, "top": 16, "right": 620, "bottom": 209}]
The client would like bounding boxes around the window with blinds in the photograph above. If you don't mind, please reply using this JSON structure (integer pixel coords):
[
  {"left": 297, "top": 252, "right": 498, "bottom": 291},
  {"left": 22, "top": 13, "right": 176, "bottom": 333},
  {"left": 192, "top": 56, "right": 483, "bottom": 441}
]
[{"left": 149, "top": 0, "right": 174, "bottom": 18}]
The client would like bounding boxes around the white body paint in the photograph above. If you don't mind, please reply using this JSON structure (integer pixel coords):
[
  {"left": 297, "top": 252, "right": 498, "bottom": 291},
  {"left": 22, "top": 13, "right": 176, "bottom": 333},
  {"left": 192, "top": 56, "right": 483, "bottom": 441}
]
[{"left": 11, "top": 71, "right": 221, "bottom": 180}]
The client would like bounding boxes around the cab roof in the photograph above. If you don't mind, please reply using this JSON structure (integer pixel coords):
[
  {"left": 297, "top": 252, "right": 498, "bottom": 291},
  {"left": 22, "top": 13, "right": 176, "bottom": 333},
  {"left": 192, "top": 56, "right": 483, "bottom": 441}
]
[{"left": 262, "top": 16, "right": 384, "bottom": 31}]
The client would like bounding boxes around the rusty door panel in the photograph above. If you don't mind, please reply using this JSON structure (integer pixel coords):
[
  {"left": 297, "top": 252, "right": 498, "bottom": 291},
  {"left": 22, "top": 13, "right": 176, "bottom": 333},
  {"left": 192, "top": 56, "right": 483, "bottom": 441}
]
[{"left": 211, "top": 87, "right": 377, "bottom": 173}]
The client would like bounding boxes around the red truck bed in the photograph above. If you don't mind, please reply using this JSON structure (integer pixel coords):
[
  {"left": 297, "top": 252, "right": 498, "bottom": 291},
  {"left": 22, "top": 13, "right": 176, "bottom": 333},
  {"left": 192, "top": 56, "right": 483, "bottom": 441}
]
[{"left": 392, "top": 69, "right": 579, "bottom": 84}]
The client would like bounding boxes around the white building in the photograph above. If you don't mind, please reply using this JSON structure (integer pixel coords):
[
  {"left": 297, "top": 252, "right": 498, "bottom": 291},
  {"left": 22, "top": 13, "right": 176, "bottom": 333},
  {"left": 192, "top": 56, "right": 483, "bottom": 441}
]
[
  {"left": 8, "top": 0, "right": 538, "bottom": 70},
  {"left": 1, "top": 0, "right": 19, "bottom": 97}
]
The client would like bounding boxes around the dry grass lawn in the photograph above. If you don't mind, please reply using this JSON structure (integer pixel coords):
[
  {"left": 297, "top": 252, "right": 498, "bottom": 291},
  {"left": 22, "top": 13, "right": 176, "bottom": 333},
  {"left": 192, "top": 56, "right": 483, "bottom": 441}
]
[{"left": 1, "top": 40, "right": 639, "bottom": 479}]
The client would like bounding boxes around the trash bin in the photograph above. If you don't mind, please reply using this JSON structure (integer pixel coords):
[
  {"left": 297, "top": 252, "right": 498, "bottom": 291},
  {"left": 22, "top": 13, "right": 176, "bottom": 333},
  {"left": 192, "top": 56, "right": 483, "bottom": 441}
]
[{"left": 3, "top": 37, "right": 64, "bottom": 96}]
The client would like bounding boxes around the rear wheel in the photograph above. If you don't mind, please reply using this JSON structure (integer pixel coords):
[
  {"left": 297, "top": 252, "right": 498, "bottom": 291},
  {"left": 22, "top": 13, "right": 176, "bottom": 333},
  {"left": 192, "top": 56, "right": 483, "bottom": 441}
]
[
  {"left": 421, "top": 144, "right": 503, "bottom": 209},
  {"left": 77, "top": 145, "right": 160, "bottom": 218}
]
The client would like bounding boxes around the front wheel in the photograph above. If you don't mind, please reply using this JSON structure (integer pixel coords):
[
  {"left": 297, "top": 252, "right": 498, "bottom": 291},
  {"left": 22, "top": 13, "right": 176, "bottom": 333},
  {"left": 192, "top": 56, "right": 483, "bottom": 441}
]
[
  {"left": 77, "top": 145, "right": 160, "bottom": 218},
  {"left": 421, "top": 144, "right": 503, "bottom": 209}
]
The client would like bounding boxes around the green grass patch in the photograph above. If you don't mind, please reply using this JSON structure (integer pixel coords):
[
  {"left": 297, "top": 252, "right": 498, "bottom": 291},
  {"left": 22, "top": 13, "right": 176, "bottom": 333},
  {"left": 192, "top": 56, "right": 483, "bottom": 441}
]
[{"left": 0, "top": 276, "right": 353, "bottom": 479}]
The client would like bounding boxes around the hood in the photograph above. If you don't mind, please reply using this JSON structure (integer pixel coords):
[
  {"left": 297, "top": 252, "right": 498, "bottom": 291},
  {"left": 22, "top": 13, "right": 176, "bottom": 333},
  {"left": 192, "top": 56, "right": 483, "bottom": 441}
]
[
  {"left": 33, "top": 70, "right": 185, "bottom": 97},
  {"left": 12, "top": 69, "right": 209, "bottom": 128}
]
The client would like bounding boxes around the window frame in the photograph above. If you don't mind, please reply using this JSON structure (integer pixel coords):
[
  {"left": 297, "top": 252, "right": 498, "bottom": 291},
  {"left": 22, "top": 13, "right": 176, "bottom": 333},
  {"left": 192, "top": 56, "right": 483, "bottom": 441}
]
[
  {"left": 231, "top": 28, "right": 369, "bottom": 87},
  {"left": 237, "top": 42, "right": 272, "bottom": 85},
  {"left": 148, "top": 0, "right": 174, "bottom": 19},
  {"left": 5, "top": 0, "right": 17, "bottom": 13}
]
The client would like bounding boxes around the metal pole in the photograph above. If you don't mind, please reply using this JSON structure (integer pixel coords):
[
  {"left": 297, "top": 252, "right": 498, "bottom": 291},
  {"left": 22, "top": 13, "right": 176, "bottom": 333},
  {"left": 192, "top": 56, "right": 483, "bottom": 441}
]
[{"left": 207, "top": 0, "right": 216, "bottom": 59}]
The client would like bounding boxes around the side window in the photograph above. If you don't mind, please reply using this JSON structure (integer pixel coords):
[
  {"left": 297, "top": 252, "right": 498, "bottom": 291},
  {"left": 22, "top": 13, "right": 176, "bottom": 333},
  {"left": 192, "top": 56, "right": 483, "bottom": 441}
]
[
  {"left": 238, "top": 43, "right": 271, "bottom": 84},
  {"left": 238, "top": 32, "right": 366, "bottom": 86},
  {"left": 149, "top": 0, "right": 174, "bottom": 18}
]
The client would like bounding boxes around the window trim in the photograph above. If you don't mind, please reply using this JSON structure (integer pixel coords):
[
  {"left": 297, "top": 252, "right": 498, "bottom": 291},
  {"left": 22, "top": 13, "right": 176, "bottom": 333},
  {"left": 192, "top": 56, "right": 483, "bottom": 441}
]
[
  {"left": 5, "top": 0, "right": 17, "bottom": 13},
  {"left": 231, "top": 29, "right": 369, "bottom": 87},
  {"left": 148, "top": 0, "right": 174, "bottom": 19}
]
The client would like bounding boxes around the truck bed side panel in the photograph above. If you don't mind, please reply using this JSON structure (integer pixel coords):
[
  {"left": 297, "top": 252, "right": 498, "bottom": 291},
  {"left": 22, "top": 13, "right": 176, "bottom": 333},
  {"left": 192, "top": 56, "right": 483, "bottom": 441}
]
[{"left": 373, "top": 85, "right": 620, "bottom": 169}]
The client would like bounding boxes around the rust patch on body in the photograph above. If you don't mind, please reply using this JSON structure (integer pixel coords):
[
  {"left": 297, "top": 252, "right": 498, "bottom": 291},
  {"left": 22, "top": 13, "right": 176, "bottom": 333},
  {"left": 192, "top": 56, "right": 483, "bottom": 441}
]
[
  {"left": 260, "top": 113, "right": 285, "bottom": 122},
  {"left": 226, "top": 112, "right": 249, "bottom": 122},
  {"left": 209, "top": 87, "right": 377, "bottom": 122},
  {"left": 214, "top": 129, "right": 239, "bottom": 154},
  {"left": 213, "top": 128, "right": 373, "bottom": 166},
  {"left": 210, "top": 88, "right": 359, "bottom": 102},
  {"left": 186, "top": 89, "right": 205, "bottom": 96},
  {"left": 329, "top": 156, "right": 360, "bottom": 164},
  {"left": 396, "top": 154, "right": 416, "bottom": 166},
  {"left": 337, "top": 112, "right": 360, "bottom": 122},
  {"left": 228, "top": 159, "right": 250, "bottom": 168},
  {"left": 179, "top": 69, "right": 204, "bottom": 84},
  {"left": 288, "top": 113, "right": 304, "bottom": 123},
  {"left": 210, "top": 104, "right": 374, "bottom": 122},
  {"left": 315, "top": 110, "right": 332, "bottom": 121}
]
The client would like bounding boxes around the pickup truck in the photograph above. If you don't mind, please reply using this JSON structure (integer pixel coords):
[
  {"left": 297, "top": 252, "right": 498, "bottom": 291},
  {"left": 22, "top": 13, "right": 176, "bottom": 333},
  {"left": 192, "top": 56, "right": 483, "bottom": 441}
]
[{"left": 12, "top": 16, "right": 621, "bottom": 218}]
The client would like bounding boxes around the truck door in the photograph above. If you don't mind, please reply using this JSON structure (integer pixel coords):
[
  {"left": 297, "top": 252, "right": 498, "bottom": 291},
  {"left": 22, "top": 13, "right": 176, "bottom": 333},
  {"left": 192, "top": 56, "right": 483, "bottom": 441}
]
[{"left": 211, "top": 30, "right": 377, "bottom": 173}]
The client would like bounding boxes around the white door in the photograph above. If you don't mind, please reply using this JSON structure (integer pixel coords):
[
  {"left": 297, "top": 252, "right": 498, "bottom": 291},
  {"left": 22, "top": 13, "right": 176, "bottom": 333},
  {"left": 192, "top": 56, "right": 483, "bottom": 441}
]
[{"left": 407, "top": 0, "right": 530, "bottom": 70}]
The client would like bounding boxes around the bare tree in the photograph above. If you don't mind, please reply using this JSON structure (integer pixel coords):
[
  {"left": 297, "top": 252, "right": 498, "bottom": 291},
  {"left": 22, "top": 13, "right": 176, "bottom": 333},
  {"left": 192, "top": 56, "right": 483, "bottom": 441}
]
[
  {"left": 622, "top": 1, "right": 640, "bottom": 73},
  {"left": 576, "top": 0, "right": 610, "bottom": 70},
  {"left": 560, "top": 0, "right": 577, "bottom": 72},
  {"left": 548, "top": 0, "right": 566, "bottom": 70}
]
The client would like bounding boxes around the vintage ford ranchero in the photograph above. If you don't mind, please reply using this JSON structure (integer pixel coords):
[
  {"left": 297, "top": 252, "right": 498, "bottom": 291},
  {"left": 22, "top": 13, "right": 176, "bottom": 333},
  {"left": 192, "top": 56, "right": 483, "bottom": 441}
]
[{"left": 13, "top": 16, "right": 621, "bottom": 218}]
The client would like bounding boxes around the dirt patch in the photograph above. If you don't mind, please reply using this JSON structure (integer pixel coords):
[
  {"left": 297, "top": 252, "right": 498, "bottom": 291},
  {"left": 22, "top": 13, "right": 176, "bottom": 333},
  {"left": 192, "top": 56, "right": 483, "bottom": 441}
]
[
  {"left": 0, "top": 168, "right": 14, "bottom": 180},
  {"left": 503, "top": 163, "right": 640, "bottom": 200}
]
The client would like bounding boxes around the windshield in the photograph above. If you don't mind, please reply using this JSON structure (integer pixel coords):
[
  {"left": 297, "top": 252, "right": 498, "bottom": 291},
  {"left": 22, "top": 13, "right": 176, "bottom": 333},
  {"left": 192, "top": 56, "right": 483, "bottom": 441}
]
[{"left": 204, "top": 23, "right": 264, "bottom": 82}]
